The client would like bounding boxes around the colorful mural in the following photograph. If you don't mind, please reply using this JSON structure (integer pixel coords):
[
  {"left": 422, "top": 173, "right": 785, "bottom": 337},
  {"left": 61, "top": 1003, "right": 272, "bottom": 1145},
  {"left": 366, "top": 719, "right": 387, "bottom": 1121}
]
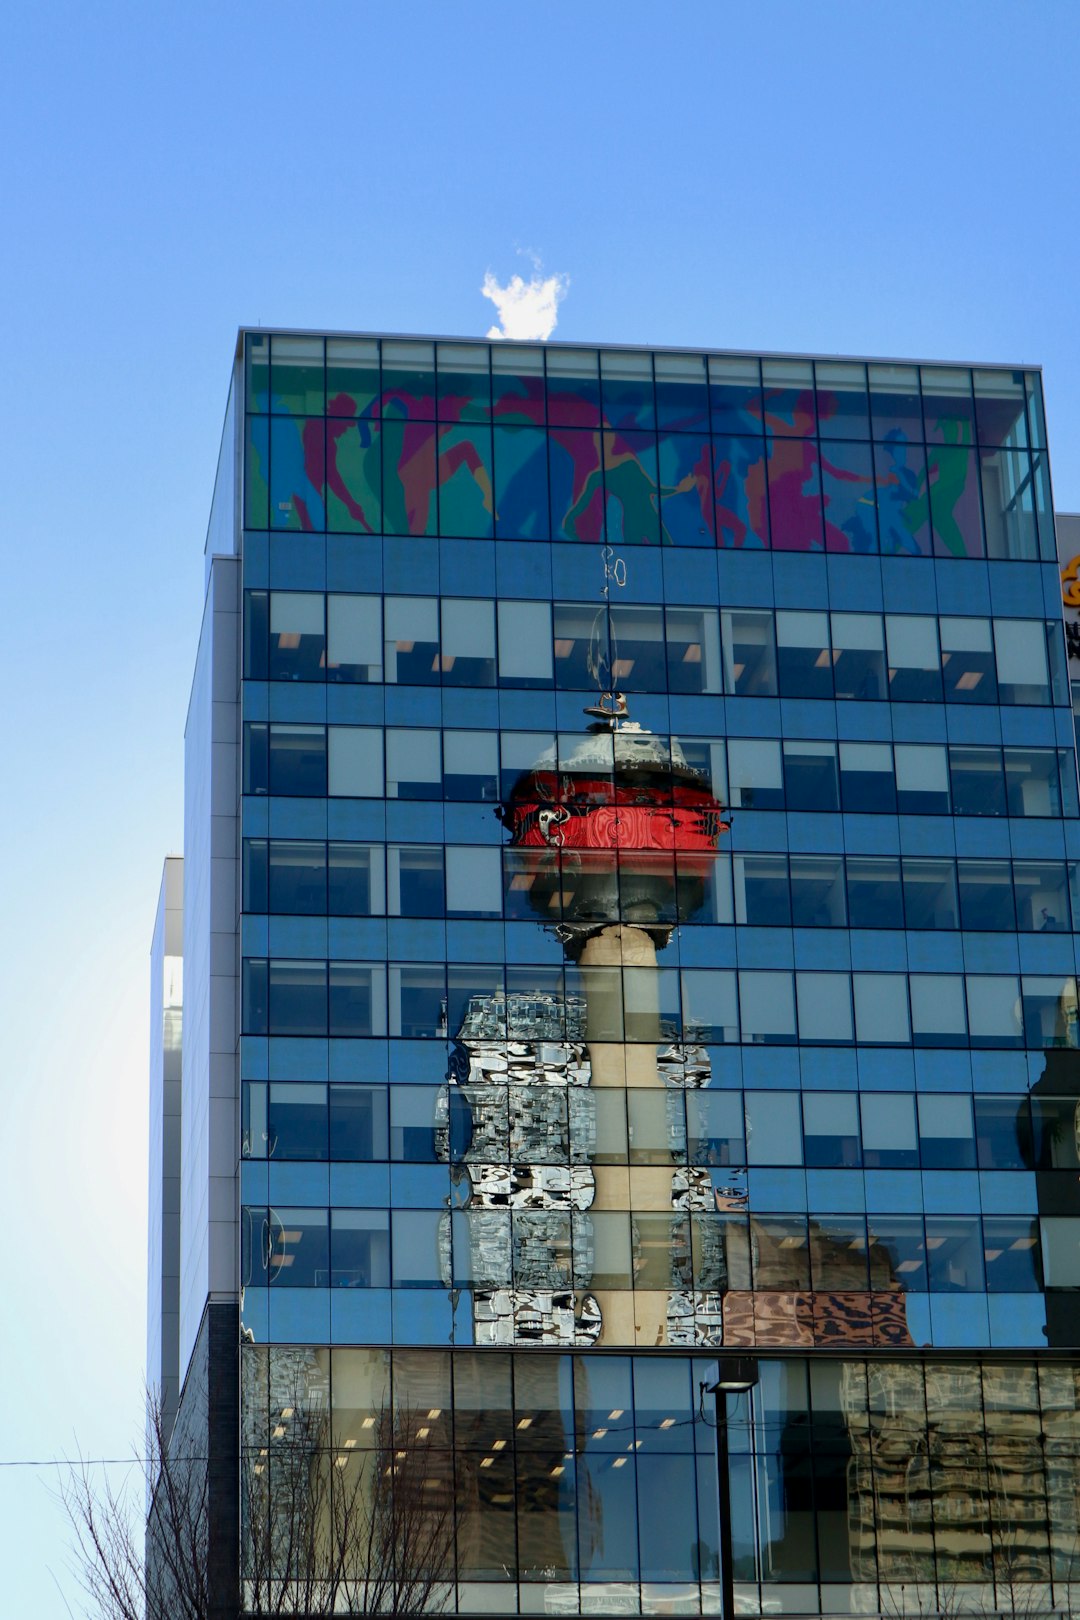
[{"left": 244, "top": 336, "right": 1050, "bottom": 560}]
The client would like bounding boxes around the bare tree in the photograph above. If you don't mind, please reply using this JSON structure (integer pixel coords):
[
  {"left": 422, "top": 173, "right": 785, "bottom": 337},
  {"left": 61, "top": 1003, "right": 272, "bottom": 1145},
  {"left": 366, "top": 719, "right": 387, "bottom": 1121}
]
[{"left": 62, "top": 1388, "right": 454, "bottom": 1619}]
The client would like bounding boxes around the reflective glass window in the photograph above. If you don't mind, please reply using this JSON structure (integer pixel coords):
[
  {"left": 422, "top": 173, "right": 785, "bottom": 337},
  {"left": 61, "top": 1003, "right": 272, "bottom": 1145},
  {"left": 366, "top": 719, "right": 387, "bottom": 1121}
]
[
  {"left": 268, "top": 592, "right": 324, "bottom": 681},
  {"left": 815, "top": 361, "right": 870, "bottom": 440},
  {"left": 609, "top": 604, "right": 666, "bottom": 689},
  {"left": 983, "top": 1217, "right": 1041, "bottom": 1292},
  {"left": 776, "top": 611, "right": 832, "bottom": 699},
  {"left": 868, "top": 363, "right": 922, "bottom": 441},
  {"left": 391, "top": 1208, "right": 443, "bottom": 1286},
  {"left": 445, "top": 846, "right": 502, "bottom": 917},
  {"left": 269, "top": 725, "right": 326, "bottom": 796},
  {"left": 958, "top": 859, "right": 1016, "bottom": 931},
  {"left": 974, "top": 368, "right": 1029, "bottom": 450},
  {"left": 244, "top": 839, "right": 268, "bottom": 912},
  {"left": 784, "top": 741, "right": 839, "bottom": 812},
  {"left": 686, "top": 1091, "right": 746, "bottom": 1166},
  {"left": 918, "top": 1093, "right": 975, "bottom": 1169},
  {"left": 655, "top": 351, "right": 709, "bottom": 433},
  {"left": 681, "top": 848, "right": 733, "bottom": 925},
  {"left": 680, "top": 969, "right": 739, "bottom": 1043},
  {"left": 921, "top": 366, "right": 975, "bottom": 447},
  {"left": 789, "top": 855, "right": 846, "bottom": 927},
  {"left": 1042, "top": 1220, "right": 1080, "bottom": 1288},
  {"left": 242, "top": 1083, "right": 267, "bottom": 1159},
  {"left": 847, "top": 859, "right": 903, "bottom": 930},
  {"left": 659, "top": 428, "right": 715, "bottom": 545},
  {"left": 268, "top": 1207, "right": 329, "bottom": 1288},
  {"left": 839, "top": 743, "right": 896, "bottom": 813},
  {"left": 381, "top": 340, "right": 435, "bottom": 419},
  {"left": 762, "top": 359, "right": 816, "bottom": 436},
  {"left": 600, "top": 349, "right": 654, "bottom": 431},
  {"left": 895, "top": 743, "right": 950, "bottom": 814},
  {"left": 268, "top": 1083, "right": 327, "bottom": 1160},
  {"left": 1005, "top": 748, "right": 1063, "bottom": 818},
  {"left": 242, "top": 959, "right": 268, "bottom": 1034},
  {"left": 270, "top": 335, "right": 324, "bottom": 416},
  {"left": 802, "top": 1092, "right": 860, "bottom": 1167},
  {"left": 390, "top": 1087, "right": 441, "bottom": 1163},
  {"left": 966, "top": 975, "right": 1023, "bottom": 1047},
  {"left": 940, "top": 617, "right": 997, "bottom": 703},
  {"left": 440, "top": 597, "right": 496, "bottom": 687},
  {"left": 327, "top": 727, "right": 383, "bottom": 797},
  {"left": 795, "top": 973, "right": 853, "bottom": 1045},
  {"left": 329, "top": 963, "right": 384, "bottom": 1036},
  {"left": 327, "top": 594, "right": 382, "bottom": 682},
  {"left": 384, "top": 596, "right": 439, "bottom": 685},
  {"left": 727, "top": 738, "right": 783, "bottom": 810},
  {"left": 498, "top": 600, "right": 553, "bottom": 686},
  {"left": 975, "top": 1095, "right": 1032, "bottom": 1169},
  {"left": 268, "top": 841, "right": 326, "bottom": 914},
  {"left": 709, "top": 356, "right": 762, "bottom": 435},
  {"left": 902, "top": 857, "right": 958, "bottom": 929},
  {"left": 387, "top": 847, "right": 444, "bottom": 917},
  {"left": 739, "top": 972, "right": 797, "bottom": 1046},
  {"left": 981, "top": 445, "right": 1039, "bottom": 560},
  {"left": 868, "top": 1214, "right": 926, "bottom": 1290},
  {"left": 811, "top": 1216, "right": 870, "bottom": 1290},
  {"left": 442, "top": 730, "right": 498, "bottom": 801},
  {"left": 1032, "top": 1096, "right": 1080, "bottom": 1170},
  {"left": 329, "top": 1085, "right": 388, "bottom": 1160},
  {"left": 328, "top": 843, "right": 384, "bottom": 916},
  {"left": 436, "top": 341, "right": 490, "bottom": 423},
  {"left": 874, "top": 437, "right": 931, "bottom": 556},
  {"left": 925, "top": 1216, "right": 984, "bottom": 1292},
  {"left": 994, "top": 618, "right": 1050, "bottom": 705},
  {"left": 331, "top": 1209, "right": 390, "bottom": 1288},
  {"left": 752, "top": 1216, "right": 810, "bottom": 1288},
  {"left": 325, "top": 337, "right": 379, "bottom": 420},
  {"left": 886, "top": 614, "right": 942, "bottom": 703},
  {"left": 546, "top": 347, "right": 601, "bottom": 428},
  {"left": 861, "top": 1093, "right": 918, "bottom": 1169},
  {"left": 1022, "top": 977, "right": 1079, "bottom": 1050},
  {"left": 831, "top": 614, "right": 885, "bottom": 701},
  {"left": 246, "top": 332, "right": 270, "bottom": 412},
  {"left": 852, "top": 975, "right": 910, "bottom": 1044},
  {"left": 721, "top": 610, "right": 776, "bottom": 696},
  {"left": 821, "top": 439, "right": 878, "bottom": 553},
  {"left": 1014, "top": 860, "right": 1070, "bottom": 932},
  {"left": 244, "top": 591, "right": 269, "bottom": 679},
  {"left": 269, "top": 960, "right": 326, "bottom": 1035},
  {"left": 666, "top": 607, "right": 722, "bottom": 695},
  {"left": 909, "top": 974, "right": 967, "bottom": 1047},
  {"left": 714, "top": 434, "right": 769, "bottom": 548},
  {"left": 949, "top": 746, "right": 1005, "bottom": 816},
  {"left": 385, "top": 728, "right": 442, "bottom": 799},
  {"left": 494, "top": 422, "right": 549, "bottom": 540},
  {"left": 734, "top": 854, "right": 789, "bottom": 926}
]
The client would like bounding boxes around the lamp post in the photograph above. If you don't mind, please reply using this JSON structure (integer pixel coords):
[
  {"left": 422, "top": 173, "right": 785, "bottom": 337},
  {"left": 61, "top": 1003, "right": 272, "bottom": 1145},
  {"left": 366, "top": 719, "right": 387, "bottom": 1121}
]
[{"left": 705, "top": 1357, "right": 759, "bottom": 1620}]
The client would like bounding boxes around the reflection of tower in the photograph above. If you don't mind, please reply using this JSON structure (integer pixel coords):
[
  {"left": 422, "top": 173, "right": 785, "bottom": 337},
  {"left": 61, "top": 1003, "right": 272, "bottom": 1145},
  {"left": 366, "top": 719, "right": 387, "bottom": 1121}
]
[
  {"left": 1025, "top": 1045, "right": 1080, "bottom": 1348},
  {"left": 440, "top": 693, "right": 732, "bottom": 1347}
]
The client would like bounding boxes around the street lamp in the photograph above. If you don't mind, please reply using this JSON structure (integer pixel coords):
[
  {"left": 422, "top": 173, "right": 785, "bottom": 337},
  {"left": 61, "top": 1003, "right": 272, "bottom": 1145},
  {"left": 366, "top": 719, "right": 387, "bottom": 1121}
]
[{"left": 705, "top": 1358, "right": 759, "bottom": 1620}]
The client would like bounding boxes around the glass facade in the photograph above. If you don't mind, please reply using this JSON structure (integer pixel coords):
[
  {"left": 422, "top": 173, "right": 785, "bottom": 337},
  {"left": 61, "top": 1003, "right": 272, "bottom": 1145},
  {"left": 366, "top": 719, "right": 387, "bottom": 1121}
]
[{"left": 212, "top": 332, "right": 1080, "bottom": 1614}]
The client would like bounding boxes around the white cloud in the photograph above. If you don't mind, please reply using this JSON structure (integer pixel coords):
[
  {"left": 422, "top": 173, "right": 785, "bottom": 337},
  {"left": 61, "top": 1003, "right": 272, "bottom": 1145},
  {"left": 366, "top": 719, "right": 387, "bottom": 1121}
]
[{"left": 481, "top": 259, "right": 569, "bottom": 341}]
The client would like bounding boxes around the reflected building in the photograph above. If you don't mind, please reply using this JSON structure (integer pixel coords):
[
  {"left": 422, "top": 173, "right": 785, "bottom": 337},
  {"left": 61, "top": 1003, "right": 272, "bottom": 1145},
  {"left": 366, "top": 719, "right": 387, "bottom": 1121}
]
[{"left": 150, "top": 332, "right": 1080, "bottom": 1616}]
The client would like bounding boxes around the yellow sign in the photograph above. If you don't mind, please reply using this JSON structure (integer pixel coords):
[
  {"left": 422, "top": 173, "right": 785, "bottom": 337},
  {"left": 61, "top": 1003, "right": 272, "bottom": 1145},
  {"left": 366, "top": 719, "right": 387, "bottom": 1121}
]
[{"left": 1063, "top": 555, "right": 1080, "bottom": 608}]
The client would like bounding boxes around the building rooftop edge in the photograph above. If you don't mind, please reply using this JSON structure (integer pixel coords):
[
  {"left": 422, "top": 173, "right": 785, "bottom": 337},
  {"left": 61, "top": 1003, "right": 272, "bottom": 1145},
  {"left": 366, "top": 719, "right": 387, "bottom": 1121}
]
[{"left": 232, "top": 325, "right": 1043, "bottom": 374}]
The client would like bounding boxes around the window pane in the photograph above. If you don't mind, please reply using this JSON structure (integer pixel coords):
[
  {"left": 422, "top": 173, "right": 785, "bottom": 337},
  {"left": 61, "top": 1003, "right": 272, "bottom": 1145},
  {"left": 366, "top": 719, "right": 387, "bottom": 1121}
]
[
  {"left": 958, "top": 860, "right": 1016, "bottom": 931},
  {"left": 268, "top": 1083, "right": 327, "bottom": 1160},
  {"left": 329, "top": 963, "right": 385, "bottom": 1036},
  {"left": 387, "top": 847, "right": 444, "bottom": 917},
  {"left": 981, "top": 445, "right": 1038, "bottom": 560},
  {"left": 655, "top": 351, "right": 709, "bottom": 433},
  {"left": 852, "top": 975, "right": 909, "bottom": 1043},
  {"left": 739, "top": 971, "right": 796, "bottom": 1045},
  {"left": 659, "top": 431, "right": 714, "bottom": 546},
  {"left": 975, "top": 1096, "right": 1032, "bottom": 1170},
  {"left": 875, "top": 438, "right": 930, "bottom": 556},
  {"left": 436, "top": 341, "right": 491, "bottom": 423},
  {"left": 895, "top": 744, "right": 950, "bottom": 814},
  {"left": 1005, "top": 748, "right": 1064, "bottom": 818},
  {"left": 966, "top": 976, "right": 1022, "bottom": 1046},
  {"left": 331, "top": 1209, "right": 390, "bottom": 1288},
  {"left": 949, "top": 747, "right": 1005, "bottom": 816},
  {"left": 1022, "top": 975, "right": 1079, "bottom": 1050},
  {"left": 721, "top": 610, "right": 776, "bottom": 696},
  {"left": 498, "top": 600, "right": 553, "bottom": 685},
  {"left": 925, "top": 1217, "right": 984, "bottom": 1292},
  {"left": 440, "top": 598, "right": 496, "bottom": 687},
  {"left": 796, "top": 973, "right": 853, "bottom": 1044},
  {"left": 385, "top": 728, "right": 442, "bottom": 799},
  {"left": 709, "top": 356, "right": 762, "bottom": 435},
  {"left": 609, "top": 605, "right": 666, "bottom": 689},
  {"left": 329, "top": 1086, "right": 388, "bottom": 1160},
  {"left": 269, "top": 725, "right": 326, "bottom": 796},
  {"left": 328, "top": 844, "right": 383, "bottom": 916},
  {"left": 802, "top": 1092, "right": 860, "bottom": 1168},
  {"left": 269, "top": 592, "right": 325, "bottom": 681},
  {"left": 384, "top": 596, "right": 439, "bottom": 685},
  {"left": 269, "top": 1207, "right": 329, "bottom": 1288},
  {"left": 1031, "top": 1097, "right": 1080, "bottom": 1169},
  {"left": 940, "top": 617, "right": 996, "bottom": 704},
  {"left": 327, "top": 595, "right": 382, "bottom": 682},
  {"left": 442, "top": 730, "right": 498, "bottom": 801},
  {"left": 983, "top": 1217, "right": 1041, "bottom": 1292},
  {"left": 392, "top": 1208, "right": 444, "bottom": 1286},
  {"left": 886, "top": 615, "right": 942, "bottom": 703},
  {"left": 445, "top": 846, "right": 502, "bottom": 917},
  {"left": 686, "top": 1091, "right": 746, "bottom": 1166},
  {"left": 816, "top": 361, "right": 870, "bottom": 441},
  {"left": 789, "top": 855, "right": 846, "bottom": 927},
  {"left": 1013, "top": 860, "right": 1069, "bottom": 932},
  {"left": 847, "top": 859, "right": 903, "bottom": 929},
  {"left": 869, "top": 363, "right": 922, "bottom": 441},
  {"left": 861, "top": 1093, "right": 918, "bottom": 1167},
  {"left": 727, "top": 739, "right": 783, "bottom": 810},
  {"left": 494, "top": 424, "right": 550, "bottom": 540},
  {"left": 902, "top": 858, "right": 958, "bottom": 929},
  {"left": 909, "top": 975, "right": 967, "bottom": 1048},
  {"left": 268, "top": 841, "right": 326, "bottom": 914},
  {"left": 714, "top": 435, "right": 769, "bottom": 548},
  {"left": 680, "top": 969, "right": 738, "bottom": 1043},
  {"left": 326, "top": 337, "right": 379, "bottom": 419},
  {"left": 776, "top": 611, "right": 832, "bottom": 699},
  {"left": 745, "top": 1091, "right": 802, "bottom": 1164},
  {"left": 666, "top": 608, "right": 722, "bottom": 695},
  {"left": 974, "top": 368, "right": 1029, "bottom": 450},
  {"left": 995, "top": 619, "right": 1049, "bottom": 705},
  {"left": 928, "top": 446, "right": 984, "bottom": 558},
  {"left": 733, "top": 855, "right": 789, "bottom": 926},
  {"left": 328, "top": 727, "right": 383, "bottom": 797},
  {"left": 269, "top": 960, "right": 326, "bottom": 1036},
  {"left": 831, "top": 614, "right": 885, "bottom": 700},
  {"left": 784, "top": 741, "right": 839, "bottom": 812},
  {"left": 918, "top": 1093, "right": 975, "bottom": 1169},
  {"left": 822, "top": 440, "right": 878, "bottom": 554},
  {"left": 390, "top": 1088, "right": 442, "bottom": 1163},
  {"left": 839, "top": 743, "right": 896, "bottom": 813}
]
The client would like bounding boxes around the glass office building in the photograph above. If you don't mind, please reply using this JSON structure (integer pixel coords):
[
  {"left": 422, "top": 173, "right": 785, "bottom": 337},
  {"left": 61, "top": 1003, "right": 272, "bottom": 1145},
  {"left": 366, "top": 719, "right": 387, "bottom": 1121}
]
[{"left": 151, "top": 332, "right": 1080, "bottom": 1617}]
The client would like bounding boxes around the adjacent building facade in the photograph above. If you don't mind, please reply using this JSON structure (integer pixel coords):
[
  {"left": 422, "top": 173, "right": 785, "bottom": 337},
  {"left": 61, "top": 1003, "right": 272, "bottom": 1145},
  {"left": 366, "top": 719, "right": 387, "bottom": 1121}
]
[{"left": 150, "top": 331, "right": 1080, "bottom": 1616}]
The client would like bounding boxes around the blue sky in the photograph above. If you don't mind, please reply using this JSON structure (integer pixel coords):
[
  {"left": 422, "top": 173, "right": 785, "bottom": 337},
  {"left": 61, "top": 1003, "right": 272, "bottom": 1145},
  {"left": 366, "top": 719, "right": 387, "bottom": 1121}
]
[{"left": 1, "top": 1, "right": 1078, "bottom": 1611}]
